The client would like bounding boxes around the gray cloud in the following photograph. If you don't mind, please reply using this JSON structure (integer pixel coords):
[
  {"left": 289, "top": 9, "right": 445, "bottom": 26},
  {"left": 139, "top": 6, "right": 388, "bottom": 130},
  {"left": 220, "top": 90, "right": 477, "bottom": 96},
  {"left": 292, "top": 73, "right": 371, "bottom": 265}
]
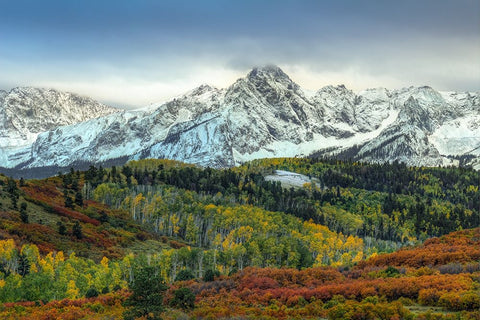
[{"left": 0, "top": 0, "right": 478, "bottom": 107}]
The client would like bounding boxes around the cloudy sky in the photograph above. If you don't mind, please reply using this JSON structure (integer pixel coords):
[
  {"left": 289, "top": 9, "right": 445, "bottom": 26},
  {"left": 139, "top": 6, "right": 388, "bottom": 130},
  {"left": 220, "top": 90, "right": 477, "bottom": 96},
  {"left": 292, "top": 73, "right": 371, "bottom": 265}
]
[{"left": 1, "top": 0, "right": 479, "bottom": 108}]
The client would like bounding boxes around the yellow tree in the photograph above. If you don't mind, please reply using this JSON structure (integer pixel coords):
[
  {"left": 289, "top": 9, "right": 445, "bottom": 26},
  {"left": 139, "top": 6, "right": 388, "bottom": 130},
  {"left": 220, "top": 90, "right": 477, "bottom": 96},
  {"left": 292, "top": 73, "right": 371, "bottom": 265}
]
[
  {"left": 185, "top": 214, "right": 199, "bottom": 244},
  {"left": 0, "top": 239, "right": 17, "bottom": 274},
  {"left": 66, "top": 280, "right": 79, "bottom": 299}
]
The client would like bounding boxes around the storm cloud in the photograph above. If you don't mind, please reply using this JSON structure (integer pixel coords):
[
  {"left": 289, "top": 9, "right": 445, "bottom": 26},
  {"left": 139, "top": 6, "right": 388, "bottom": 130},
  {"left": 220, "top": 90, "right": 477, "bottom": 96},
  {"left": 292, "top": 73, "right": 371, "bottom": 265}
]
[{"left": 0, "top": 0, "right": 478, "bottom": 108}]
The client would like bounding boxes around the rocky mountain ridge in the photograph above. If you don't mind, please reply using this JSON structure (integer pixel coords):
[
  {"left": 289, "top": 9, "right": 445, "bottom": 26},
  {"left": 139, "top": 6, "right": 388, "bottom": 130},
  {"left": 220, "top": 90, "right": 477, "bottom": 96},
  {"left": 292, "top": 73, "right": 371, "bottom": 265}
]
[
  {"left": 0, "top": 87, "right": 118, "bottom": 147},
  {"left": 0, "top": 66, "right": 479, "bottom": 177}
]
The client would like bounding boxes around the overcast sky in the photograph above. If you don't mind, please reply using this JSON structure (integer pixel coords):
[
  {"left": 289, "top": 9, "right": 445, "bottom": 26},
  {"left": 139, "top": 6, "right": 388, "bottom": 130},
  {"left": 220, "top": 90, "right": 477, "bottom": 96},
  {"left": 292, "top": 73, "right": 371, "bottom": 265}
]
[{"left": 1, "top": 0, "right": 479, "bottom": 108}]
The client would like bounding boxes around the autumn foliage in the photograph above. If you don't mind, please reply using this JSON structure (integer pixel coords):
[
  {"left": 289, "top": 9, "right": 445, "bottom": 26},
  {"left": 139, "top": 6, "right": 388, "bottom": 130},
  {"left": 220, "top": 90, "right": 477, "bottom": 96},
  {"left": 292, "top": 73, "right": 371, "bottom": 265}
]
[
  {"left": 357, "top": 228, "right": 480, "bottom": 269},
  {"left": 0, "top": 160, "right": 479, "bottom": 319},
  {"left": 183, "top": 228, "right": 480, "bottom": 319}
]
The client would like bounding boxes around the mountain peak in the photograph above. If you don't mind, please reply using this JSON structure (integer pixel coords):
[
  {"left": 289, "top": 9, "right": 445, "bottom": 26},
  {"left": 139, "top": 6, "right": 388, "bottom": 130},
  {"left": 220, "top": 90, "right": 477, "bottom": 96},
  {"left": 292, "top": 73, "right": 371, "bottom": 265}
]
[
  {"left": 187, "top": 84, "right": 218, "bottom": 96},
  {"left": 316, "top": 84, "right": 354, "bottom": 97},
  {"left": 2, "top": 69, "right": 480, "bottom": 175},
  {"left": 0, "top": 87, "right": 119, "bottom": 150},
  {"left": 10, "top": 86, "right": 58, "bottom": 95},
  {"left": 247, "top": 65, "right": 289, "bottom": 80}
]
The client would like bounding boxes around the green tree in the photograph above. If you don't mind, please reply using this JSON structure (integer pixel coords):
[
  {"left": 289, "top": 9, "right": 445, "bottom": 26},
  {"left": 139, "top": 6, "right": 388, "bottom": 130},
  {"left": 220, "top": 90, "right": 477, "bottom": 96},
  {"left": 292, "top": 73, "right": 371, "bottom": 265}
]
[
  {"left": 384, "top": 266, "right": 400, "bottom": 277},
  {"left": 7, "top": 177, "right": 19, "bottom": 211},
  {"left": 6, "top": 177, "right": 18, "bottom": 195},
  {"left": 17, "top": 252, "right": 30, "bottom": 276},
  {"left": 57, "top": 221, "right": 67, "bottom": 235},
  {"left": 85, "top": 287, "right": 99, "bottom": 298},
  {"left": 74, "top": 190, "right": 83, "bottom": 207},
  {"left": 72, "top": 221, "right": 82, "bottom": 239},
  {"left": 175, "top": 269, "right": 195, "bottom": 282},
  {"left": 65, "top": 195, "right": 74, "bottom": 209},
  {"left": 170, "top": 287, "right": 195, "bottom": 310},
  {"left": 20, "top": 202, "right": 28, "bottom": 223},
  {"left": 123, "top": 265, "right": 168, "bottom": 320},
  {"left": 98, "top": 210, "right": 109, "bottom": 223},
  {"left": 10, "top": 193, "right": 18, "bottom": 210},
  {"left": 203, "top": 269, "right": 216, "bottom": 282},
  {"left": 71, "top": 178, "right": 79, "bottom": 191}
]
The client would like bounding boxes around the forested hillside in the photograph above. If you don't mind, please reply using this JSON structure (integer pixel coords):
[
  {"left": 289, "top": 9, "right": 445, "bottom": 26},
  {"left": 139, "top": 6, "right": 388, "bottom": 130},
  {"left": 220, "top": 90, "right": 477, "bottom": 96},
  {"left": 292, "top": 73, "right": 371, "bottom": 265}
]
[
  {"left": 0, "top": 229, "right": 478, "bottom": 319},
  {"left": 0, "top": 158, "right": 478, "bottom": 319},
  {"left": 89, "top": 158, "right": 479, "bottom": 244}
]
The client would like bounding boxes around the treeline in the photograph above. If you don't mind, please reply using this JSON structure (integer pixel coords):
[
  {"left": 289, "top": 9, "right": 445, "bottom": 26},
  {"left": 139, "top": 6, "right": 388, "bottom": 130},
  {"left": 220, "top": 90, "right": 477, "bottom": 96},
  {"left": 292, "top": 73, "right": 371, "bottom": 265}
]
[{"left": 80, "top": 158, "right": 479, "bottom": 244}]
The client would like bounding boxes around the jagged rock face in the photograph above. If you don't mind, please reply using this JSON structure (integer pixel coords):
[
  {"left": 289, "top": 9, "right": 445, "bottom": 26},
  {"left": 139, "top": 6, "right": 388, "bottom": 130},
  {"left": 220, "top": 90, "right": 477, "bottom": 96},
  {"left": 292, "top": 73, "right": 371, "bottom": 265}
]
[
  {"left": 223, "top": 66, "right": 315, "bottom": 153},
  {"left": 0, "top": 87, "right": 118, "bottom": 149},
  {"left": 350, "top": 86, "right": 480, "bottom": 168},
  {"left": 0, "top": 66, "right": 479, "bottom": 177}
]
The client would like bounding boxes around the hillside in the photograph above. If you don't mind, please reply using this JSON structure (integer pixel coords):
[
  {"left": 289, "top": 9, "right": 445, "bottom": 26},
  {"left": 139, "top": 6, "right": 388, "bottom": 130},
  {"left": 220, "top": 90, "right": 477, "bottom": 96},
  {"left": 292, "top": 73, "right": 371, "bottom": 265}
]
[
  {"left": 0, "top": 158, "right": 478, "bottom": 319},
  {"left": 186, "top": 228, "right": 480, "bottom": 319},
  {"left": 0, "top": 228, "right": 478, "bottom": 319},
  {"left": 0, "top": 172, "right": 172, "bottom": 260},
  {"left": 1, "top": 157, "right": 478, "bottom": 262}
]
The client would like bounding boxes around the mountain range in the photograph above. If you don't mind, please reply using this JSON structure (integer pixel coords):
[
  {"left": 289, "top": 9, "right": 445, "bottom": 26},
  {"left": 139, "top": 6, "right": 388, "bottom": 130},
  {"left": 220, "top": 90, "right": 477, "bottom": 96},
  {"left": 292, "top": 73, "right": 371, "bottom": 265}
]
[{"left": 1, "top": 65, "right": 479, "bottom": 177}]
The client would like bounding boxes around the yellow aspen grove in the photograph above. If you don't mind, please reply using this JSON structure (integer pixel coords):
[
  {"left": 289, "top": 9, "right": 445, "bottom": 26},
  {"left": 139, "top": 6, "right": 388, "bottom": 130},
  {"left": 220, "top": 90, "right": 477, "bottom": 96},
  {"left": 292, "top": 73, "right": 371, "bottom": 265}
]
[{"left": 66, "top": 280, "right": 79, "bottom": 299}]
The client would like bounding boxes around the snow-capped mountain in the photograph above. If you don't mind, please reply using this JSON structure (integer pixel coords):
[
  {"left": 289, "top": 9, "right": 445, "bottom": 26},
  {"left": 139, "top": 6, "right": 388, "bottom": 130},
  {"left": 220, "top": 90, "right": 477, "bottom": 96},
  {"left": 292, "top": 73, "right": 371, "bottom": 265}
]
[
  {"left": 349, "top": 87, "right": 480, "bottom": 168},
  {"left": 0, "top": 66, "right": 479, "bottom": 177},
  {"left": 0, "top": 87, "right": 118, "bottom": 149}
]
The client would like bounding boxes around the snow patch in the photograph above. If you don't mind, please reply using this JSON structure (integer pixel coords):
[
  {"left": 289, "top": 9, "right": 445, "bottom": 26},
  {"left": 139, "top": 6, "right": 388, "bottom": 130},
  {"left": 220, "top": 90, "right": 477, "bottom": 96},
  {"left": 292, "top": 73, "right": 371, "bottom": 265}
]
[
  {"left": 265, "top": 170, "right": 317, "bottom": 188},
  {"left": 429, "top": 115, "right": 480, "bottom": 156}
]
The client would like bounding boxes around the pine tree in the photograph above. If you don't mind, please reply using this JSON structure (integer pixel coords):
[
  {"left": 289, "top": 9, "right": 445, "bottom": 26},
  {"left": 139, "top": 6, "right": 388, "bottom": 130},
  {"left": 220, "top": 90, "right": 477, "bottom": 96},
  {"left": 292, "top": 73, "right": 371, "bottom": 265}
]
[
  {"left": 85, "top": 287, "right": 99, "bottom": 298},
  {"left": 10, "top": 194, "right": 18, "bottom": 210},
  {"left": 170, "top": 287, "right": 195, "bottom": 310},
  {"left": 98, "top": 210, "right": 109, "bottom": 223},
  {"left": 65, "top": 195, "right": 74, "bottom": 209},
  {"left": 175, "top": 269, "right": 195, "bottom": 281},
  {"left": 203, "top": 269, "right": 215, "bottom": 282},
  {"left": 74, "top": 191, "right": 83, "bottom": 207},
  {"left": 123, "top": 265, "right": 168, "bottom": 320},
  {"left": 72, "top": 221, "right": 82, "bottom": 239},
  {"left": 20, "top": 202, "right": 28, "bottom": 223},
  {"left": 18, "top": 252, "right": 30, "bottom": 276},
  {"left": 57, "top": 221, "right": 67, "bottom": 235},
  {"left": 7, "top": 178, "right": 19, "bottom": 210},
  {"left": 71, "top": 178, "right": 79, "bottom": 191}
]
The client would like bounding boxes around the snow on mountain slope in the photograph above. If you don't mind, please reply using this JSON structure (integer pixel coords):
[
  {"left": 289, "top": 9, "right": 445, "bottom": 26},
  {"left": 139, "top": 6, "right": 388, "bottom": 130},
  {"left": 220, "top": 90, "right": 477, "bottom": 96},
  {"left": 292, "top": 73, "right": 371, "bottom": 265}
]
[
  {"left": 345, "top": 88, "right": 480, "bottom": 167},
  {"left": 0, "top": 90, "right": 6, "bottom": 104},
  {"left": 7, "top": 84, "right": 224, "bottom": 169},
  {"left": 146, "top": 113, "right": 235, "bottom": 168},
  {"left": 0, "top": 66, "right": 479, "bottom": 175},
  {"left": 0, "top": 87, "right": 118, "bottom": 150},
  {"left": 429, "top": 116, "right": 480, "bottom": 156}
]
